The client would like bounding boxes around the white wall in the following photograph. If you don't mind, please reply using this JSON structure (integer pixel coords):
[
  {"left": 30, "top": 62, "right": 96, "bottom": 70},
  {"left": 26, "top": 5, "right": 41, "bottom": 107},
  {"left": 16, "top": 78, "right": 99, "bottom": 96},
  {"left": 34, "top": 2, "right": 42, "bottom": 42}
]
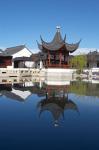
[
  {"left": 12, "top": 48, "right": 32, "bottom": 58},
  {"left": 25, "top": 61, "right": 35, "bottom": 68},
  {"left": 18, "top": 61, "right": 35, "bottom": 68},
  {"left": 12, "top": 89, "right": 31, "bottom": 100}
]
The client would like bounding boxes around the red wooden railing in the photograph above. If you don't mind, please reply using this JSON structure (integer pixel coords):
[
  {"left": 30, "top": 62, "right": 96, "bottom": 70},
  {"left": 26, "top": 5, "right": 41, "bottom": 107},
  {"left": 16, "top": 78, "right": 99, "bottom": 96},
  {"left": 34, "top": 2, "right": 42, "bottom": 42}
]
[{"left": 45, "top": 64, "right": 70, "bottom": 68}]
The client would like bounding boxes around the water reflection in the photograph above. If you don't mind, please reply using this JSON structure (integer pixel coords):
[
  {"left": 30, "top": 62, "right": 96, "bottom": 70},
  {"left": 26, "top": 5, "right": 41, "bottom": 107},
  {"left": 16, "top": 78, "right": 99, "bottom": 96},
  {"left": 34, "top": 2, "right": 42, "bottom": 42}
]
[
  {"left": 0, "top": 83, "right": 32, "bottom": 102},
  {"left": 0, "top": 77, "right": 45, "bottom": 102},
  {"left": 37, "top": 91, "right": 78, "bottom": 127},
  {"left": 36, "top": 79, "right": 78, "bottom": 126},
  {"left": 0, "top": 78, "right": 99, "bottom": 149},
  {"left": 0, "top": 77, "right": 99, "bottom": 126}
]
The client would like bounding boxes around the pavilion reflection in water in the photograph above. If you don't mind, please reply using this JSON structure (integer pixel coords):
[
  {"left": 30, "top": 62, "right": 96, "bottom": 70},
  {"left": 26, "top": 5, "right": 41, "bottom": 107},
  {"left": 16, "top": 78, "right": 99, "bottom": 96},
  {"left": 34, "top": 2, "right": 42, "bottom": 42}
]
[
  {"left": 1, "top": 77, "right": 99, "bottom": 126},
  {"left": 37, "top": 80, "right": 79, "bottom": 127}
]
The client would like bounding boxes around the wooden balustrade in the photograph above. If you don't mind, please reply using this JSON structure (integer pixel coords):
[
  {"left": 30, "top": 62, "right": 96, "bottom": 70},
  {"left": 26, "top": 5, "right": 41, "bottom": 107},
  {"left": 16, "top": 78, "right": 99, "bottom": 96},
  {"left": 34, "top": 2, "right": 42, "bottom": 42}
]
[{"left": 45, "top": 64, "right": 70, "bottom": 68}]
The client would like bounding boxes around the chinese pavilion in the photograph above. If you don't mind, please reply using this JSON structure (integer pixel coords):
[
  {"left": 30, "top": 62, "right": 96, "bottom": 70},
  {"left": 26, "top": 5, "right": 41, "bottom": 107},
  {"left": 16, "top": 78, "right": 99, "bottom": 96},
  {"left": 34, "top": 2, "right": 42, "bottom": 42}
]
[{"left": 37, "top": 27, "right": 81, "bottom": 68}]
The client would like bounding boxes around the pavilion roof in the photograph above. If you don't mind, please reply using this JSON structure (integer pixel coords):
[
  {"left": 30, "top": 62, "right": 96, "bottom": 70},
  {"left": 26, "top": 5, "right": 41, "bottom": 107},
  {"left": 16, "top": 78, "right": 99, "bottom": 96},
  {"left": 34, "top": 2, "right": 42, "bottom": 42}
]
[
  {"left": 37, "top": 27, "right": 81, "bottom": 53},
  {"left": 37, "top": 97, "right": 79, "bottom": 125}
]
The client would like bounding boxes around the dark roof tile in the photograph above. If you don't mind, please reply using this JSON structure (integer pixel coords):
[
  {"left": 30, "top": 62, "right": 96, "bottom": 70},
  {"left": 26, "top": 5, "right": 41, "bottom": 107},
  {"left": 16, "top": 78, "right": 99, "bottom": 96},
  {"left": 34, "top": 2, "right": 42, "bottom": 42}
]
[
  {"left": 37, "top": 28, "right": 80, "bottom": 52},
  {"left": 4, "top": 45, "right": 31, "bottom": 55}
]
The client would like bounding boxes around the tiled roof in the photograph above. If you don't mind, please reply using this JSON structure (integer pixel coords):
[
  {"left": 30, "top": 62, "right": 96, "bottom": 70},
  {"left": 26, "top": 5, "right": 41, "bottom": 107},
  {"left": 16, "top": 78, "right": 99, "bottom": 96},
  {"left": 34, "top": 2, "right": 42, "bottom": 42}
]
[
  {"left": 37, "top": 28, "right": 80, "bottom": 53},
  {"left": 4, "top": 45, "right": 29, "bottom": 55}
]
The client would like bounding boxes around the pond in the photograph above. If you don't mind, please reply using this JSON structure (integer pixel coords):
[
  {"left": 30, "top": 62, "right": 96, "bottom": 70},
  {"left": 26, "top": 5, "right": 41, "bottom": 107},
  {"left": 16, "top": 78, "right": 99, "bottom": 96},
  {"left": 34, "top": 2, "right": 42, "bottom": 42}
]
[{"left": 0, "top": 78, "right": 99, "bottom": 150}]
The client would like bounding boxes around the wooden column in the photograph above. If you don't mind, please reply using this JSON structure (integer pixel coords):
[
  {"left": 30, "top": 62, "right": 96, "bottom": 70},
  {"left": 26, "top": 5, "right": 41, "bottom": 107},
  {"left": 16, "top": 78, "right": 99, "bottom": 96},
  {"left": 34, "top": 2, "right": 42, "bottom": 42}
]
[
  {"left": 59, "top": 51, "right": 62, "bottom": 66},
  {"left": 64, "top": 54, "right": 66, "bottom": 64},
  {"left": 48, "top": 51, "right": 50, "bottom": 65},
  {"left": 67, "top": 53, "right": 69, "bottom": 65},
  {"left": 54, "top": 54, "right": 56, "bottom": 64}
]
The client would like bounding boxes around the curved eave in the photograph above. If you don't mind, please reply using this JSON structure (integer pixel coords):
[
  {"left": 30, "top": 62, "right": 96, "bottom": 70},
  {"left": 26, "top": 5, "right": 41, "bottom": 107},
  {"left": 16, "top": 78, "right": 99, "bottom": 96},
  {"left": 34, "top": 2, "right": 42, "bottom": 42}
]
[
  {"left": 42, "top": 43, "right": 65, "bottom": 51},
  {"left": 37, "top": 40, "right": 61, "bottom": 52},
  {"left": 40, "top": 32, "right": 65, "bottom": 46},
  {"left": 38, "top": 103, "right": 64, "bottom": 120},
  {"left": 66, "top": 40, "right": 81, "bottom": 53},
  {"left": 40, "top": 35, "right": 51, "bottom": 45},
  {"left": 64, "top": 34, "right": 66, "bottom": 42},
  {"left": 37, "top": 41, "right": 43, "bottom": 50},
  {"left": 64, "top": 100, "right": 79, "bottom": 112},
  {"left": 39, "top": 32, "right": 66, "bottom": 51},
  {"left": 37, "top": 36, "right": 81, "bottom": 52}
]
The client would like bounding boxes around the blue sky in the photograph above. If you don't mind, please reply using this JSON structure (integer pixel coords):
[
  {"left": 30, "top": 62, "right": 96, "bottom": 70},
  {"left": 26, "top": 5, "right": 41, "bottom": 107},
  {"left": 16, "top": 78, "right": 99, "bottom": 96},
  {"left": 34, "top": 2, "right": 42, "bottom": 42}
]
[{"left": 0, "top": 0, "right": 99, "bottom": 52}]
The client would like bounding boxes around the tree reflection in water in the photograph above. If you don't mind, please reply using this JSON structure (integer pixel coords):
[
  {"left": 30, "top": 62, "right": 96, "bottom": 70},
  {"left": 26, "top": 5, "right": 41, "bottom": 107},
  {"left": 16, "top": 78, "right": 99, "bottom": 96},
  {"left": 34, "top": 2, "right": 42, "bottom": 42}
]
[{"left": 1, "top": 78, "right": 99, "bottom": 127}]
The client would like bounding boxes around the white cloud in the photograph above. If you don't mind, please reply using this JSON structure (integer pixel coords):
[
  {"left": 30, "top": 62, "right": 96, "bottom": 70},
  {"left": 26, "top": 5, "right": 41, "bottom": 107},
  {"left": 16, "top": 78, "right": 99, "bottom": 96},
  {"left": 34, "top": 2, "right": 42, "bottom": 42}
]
[
  {"left": 0, "top": 47, "right": 6, "bottom": 50},
  {"left": 31, "top": 48, "right": 99, "bottom": 55},
  {"left": 73, "top": 48, "right": 99, "bottom": 55},
  {"left": 30, "top": 49, "right": 40, "bottom": 54}
]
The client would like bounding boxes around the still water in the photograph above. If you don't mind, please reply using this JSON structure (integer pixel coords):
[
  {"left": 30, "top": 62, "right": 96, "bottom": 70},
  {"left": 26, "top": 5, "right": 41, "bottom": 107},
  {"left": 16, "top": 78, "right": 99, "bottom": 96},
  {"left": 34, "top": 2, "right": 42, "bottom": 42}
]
[{"left": 0, "top": 78, "right": 99, "bottom": 149}]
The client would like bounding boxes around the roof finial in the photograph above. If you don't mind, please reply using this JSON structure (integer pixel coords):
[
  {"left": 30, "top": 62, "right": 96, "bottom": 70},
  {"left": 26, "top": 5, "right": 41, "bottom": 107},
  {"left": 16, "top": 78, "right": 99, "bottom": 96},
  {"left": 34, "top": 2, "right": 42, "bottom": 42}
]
[{"left": 56, "top": 26, "right": 60, "bottom": 32}]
